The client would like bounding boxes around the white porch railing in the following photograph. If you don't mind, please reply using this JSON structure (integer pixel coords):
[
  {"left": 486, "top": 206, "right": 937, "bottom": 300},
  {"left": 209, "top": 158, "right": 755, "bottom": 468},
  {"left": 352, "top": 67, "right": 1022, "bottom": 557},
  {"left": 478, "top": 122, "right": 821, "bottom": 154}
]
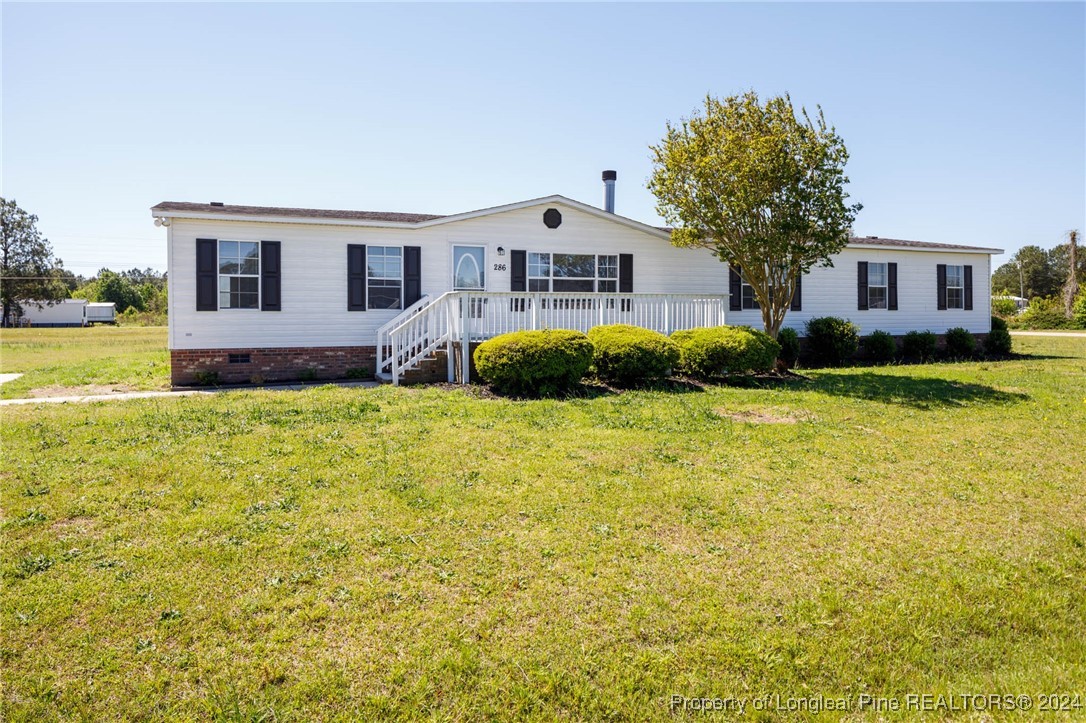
[{"left": 379, "top": 291, "right": 728, "bottom": 385}]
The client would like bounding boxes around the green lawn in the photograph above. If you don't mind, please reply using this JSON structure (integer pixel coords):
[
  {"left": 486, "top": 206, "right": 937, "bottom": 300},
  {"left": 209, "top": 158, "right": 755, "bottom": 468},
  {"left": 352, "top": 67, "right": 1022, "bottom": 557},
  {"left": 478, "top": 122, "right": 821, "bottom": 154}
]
[
  {"left": 0, "top": 326, "right": 169, "bottom": 398},
  {"left": 2, "top": 335, "right": 1085, "bottom": 720}
]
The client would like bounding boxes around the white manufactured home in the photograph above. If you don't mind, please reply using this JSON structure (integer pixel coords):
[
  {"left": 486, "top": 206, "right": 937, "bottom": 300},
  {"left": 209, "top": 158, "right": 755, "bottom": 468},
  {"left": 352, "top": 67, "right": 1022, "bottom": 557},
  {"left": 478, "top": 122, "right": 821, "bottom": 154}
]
[
  {"left": 152, "top": 173, "right": 1000, "bottom": 386},
  {"left": 17, "top": 299, "right": 88, "bottom": 327}
]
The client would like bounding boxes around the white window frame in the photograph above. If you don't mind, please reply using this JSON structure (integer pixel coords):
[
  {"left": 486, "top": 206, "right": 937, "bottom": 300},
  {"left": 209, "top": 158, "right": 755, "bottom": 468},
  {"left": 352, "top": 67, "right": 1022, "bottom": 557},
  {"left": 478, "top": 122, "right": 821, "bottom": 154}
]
[
  {"left": 367, "top": 245, "right": 403, "bottom": 310},
  {"left": 527, "top": 252, "right": 619, "bottom": 293},
  {"left": 946, "top": 265, "right": 964, "bottom": 309},
  {"left": 868, "top": 262, "right": 888, "bottom": 310},
  {"left": 218, "top": 240, "right": 260, "bottom": 310}
]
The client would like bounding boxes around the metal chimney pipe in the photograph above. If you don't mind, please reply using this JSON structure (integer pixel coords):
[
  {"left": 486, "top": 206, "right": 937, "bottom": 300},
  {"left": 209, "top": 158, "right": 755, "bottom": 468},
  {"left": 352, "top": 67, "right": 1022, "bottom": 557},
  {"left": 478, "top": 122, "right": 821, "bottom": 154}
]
[{"left": 602, "top": 170, "right": 617, "bottom": 213}]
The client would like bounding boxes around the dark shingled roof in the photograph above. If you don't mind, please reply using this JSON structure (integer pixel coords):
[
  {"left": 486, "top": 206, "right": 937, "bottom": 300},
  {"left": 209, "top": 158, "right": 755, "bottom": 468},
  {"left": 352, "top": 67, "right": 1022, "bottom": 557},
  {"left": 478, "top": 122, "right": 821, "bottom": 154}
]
[
  {"left": 847, "top": 235, "right": 998, "bottom": 252},
  {"left": 151, "top": 202, "right": 998, "bottom": 252},
  {"left": 151, "top": 201, "right": 445, "bottom": 224}
]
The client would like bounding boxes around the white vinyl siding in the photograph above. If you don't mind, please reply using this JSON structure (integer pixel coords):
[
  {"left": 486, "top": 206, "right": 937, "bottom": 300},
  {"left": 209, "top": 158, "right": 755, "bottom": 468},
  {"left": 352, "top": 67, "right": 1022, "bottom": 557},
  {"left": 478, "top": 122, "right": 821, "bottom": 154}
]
[
  {"left": 726, "top": 248, "right": 992, "bottom": 336},
  {"left": 166, "top": 202, "right": 728, "bottom": 350}
]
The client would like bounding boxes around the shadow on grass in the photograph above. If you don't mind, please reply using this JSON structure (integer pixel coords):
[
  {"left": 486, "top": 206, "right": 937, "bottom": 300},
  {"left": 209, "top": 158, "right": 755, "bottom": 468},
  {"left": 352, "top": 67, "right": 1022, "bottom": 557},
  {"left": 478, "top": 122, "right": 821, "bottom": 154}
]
[{"left": 804, "top": 371, "right": 1029, "bottom": 409}]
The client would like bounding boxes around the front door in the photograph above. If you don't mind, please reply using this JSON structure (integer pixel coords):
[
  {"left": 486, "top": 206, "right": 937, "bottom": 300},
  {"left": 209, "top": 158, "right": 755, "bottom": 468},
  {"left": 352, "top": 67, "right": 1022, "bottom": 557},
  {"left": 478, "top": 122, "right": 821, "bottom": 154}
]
[
  {"left": 452, "top": 245, "right": 486, "bottom": 320},
  {"left": 452, "top": 246, "right": 485, "bottom": 291}
]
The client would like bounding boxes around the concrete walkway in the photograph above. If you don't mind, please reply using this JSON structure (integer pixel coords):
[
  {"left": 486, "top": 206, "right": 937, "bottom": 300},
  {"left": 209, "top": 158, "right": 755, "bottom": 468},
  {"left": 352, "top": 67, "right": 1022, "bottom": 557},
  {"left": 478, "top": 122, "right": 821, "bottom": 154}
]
[
  {"left": 0, "top": 373, "right": 24, "bottom": 385},
  {"left": 1010, "top": 331, "right": 1086, "bottom": 337},
  {"left": 0, "top": 379, "right": 380, "bottom": 406}
]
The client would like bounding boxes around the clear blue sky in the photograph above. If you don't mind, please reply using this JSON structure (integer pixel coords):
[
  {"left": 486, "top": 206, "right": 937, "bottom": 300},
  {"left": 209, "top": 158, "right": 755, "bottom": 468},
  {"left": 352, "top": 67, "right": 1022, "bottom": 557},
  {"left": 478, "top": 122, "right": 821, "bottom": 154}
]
[{"left": 3, "top": 2, "right": 1083, "bottom": 276}]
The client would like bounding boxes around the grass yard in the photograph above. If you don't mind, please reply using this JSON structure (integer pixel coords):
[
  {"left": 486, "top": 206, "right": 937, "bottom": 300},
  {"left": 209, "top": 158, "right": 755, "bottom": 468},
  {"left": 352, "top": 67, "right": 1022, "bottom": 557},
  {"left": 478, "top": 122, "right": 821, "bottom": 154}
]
[
  {"left": 0, "top": 326, "right": 170, "bottom": 399},
  {"left": 2, "top": 335, "right": 1085, "bottom": 720}
]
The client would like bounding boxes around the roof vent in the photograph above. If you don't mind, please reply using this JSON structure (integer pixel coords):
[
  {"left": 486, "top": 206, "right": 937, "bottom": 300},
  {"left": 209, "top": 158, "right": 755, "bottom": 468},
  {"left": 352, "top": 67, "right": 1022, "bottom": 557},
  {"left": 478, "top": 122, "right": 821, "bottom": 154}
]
[{"left": 210, "top": 201, "right": 224, "bottom": 207}]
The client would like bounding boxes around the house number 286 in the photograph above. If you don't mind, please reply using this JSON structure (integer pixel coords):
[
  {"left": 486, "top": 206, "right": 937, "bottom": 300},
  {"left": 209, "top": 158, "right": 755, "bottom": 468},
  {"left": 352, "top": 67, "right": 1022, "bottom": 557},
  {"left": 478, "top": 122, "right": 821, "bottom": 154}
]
[{"left": 493, "top": 263, "right": 507, "bottom": 271}]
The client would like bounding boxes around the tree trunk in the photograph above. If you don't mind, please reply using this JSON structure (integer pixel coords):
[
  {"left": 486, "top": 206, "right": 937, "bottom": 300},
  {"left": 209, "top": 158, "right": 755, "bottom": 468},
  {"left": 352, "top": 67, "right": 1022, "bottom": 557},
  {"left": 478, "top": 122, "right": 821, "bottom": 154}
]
[{"left": 1065, "top": 230, "right": 1079, "bottom": 319}]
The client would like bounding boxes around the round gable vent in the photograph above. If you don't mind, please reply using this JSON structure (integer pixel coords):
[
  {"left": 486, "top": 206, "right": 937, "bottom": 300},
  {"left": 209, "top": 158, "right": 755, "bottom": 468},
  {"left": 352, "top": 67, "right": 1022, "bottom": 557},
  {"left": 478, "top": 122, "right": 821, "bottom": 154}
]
[{"left": 543, "top": 208, "right": 562, "bottom": 229}]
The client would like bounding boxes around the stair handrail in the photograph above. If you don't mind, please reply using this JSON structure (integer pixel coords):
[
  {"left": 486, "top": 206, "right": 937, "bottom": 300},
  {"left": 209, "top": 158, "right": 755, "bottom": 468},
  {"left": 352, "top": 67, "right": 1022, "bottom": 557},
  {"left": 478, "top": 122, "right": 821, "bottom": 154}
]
[{"left": 376, "top": 294, "right": 435, "bottom": 373}]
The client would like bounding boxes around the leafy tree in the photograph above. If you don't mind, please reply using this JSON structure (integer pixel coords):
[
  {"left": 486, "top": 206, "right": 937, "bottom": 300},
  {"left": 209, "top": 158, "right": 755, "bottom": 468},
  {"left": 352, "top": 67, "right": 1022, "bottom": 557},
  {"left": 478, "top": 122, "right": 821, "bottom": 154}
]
[
  {"left": 1048, "top": 239, "right": 1086, "bottom": 289},
  {"left": 1, "top": 198, "right": 68, "bottom": 326},
  {"left": 648, "top": 92, "right": 861, "bottom": 337},
  {"left": 73, "top": 269, "right": 145, "bottom": 313},
  {"left": 991, "top": 245, "right": 1063, "bottom": 299}
]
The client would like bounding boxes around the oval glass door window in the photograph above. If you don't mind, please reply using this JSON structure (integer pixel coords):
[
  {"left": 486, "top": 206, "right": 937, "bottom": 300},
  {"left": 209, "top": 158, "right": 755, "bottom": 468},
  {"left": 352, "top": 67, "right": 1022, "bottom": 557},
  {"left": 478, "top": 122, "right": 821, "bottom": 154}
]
[{"left": 453, "top": 246, "right": 485, "bottom": 290}]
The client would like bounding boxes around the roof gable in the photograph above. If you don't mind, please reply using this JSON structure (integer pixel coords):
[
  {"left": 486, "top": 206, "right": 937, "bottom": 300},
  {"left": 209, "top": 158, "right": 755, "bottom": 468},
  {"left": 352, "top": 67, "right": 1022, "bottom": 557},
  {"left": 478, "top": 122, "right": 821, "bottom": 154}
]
[{"left": 151, "top": 196, "right": 670, "bottom": 239}]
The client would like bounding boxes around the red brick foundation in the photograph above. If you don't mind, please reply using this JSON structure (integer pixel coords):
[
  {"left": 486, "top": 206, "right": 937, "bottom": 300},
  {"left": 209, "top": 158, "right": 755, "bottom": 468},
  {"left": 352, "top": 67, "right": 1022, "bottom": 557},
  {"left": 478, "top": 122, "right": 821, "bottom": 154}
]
[{"left": 171, "top": 346, "right": 377, "bottom": 386}]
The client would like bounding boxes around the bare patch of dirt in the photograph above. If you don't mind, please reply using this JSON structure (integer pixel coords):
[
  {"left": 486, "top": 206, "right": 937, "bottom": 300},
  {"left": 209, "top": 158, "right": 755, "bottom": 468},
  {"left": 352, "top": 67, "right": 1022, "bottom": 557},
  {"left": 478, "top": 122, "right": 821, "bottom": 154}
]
[
  {"left": 26, "top": 384, "right": 136, "bottom": 398},
  {"left": 51, "top": 516, "right": 100, "bottom": 539},
  {"left": 714, "top": 407, "right": 810, "bottom": 424}
]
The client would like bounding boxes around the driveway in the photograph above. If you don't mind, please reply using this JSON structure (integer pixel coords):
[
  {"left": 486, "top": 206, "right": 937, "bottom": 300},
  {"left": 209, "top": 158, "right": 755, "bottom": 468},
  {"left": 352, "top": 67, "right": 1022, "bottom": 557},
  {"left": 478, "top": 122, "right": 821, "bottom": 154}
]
[
  {"left": 1010, "top": 331, "right": 1086, "bottom": 337},
  {"left": 0, "top": 379, "right": 380, "bottom": 406}
]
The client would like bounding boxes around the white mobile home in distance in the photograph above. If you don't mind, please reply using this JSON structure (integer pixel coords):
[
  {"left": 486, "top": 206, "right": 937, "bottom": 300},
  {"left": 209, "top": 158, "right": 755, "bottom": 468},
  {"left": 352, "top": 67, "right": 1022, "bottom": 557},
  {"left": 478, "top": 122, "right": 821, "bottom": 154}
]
[
  {"left": 17, "top": 299, "right": 88, "bottom": 327},
  {"left": 152, "top": 172, "right": 1000, "bottom": 386}
]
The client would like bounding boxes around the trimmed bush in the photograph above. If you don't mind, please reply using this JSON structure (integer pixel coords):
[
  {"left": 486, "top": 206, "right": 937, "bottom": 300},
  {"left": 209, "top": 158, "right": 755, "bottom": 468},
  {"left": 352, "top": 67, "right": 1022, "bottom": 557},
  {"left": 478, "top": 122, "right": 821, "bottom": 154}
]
[
  {"left": 474, "top": 329, "right": 593, "bottom": 396},
  {"left": 586, "top": 324, "right": 679, "bottom": 385},
  {"left": 864, "top": 330, "right": 897, "bottom": 363},
  {"left": 945, "top": 327, "right": 977, "bottom": 358},
  {"left": 670, "top": 325, "right": 780, "bottom": 378},
  {"left": 803, "top": 317, "right": 859, "bottom": 366},
  {"left": 902, "top": 330, "right": 937, "bottom": 361},
  {"left": 777, "top": 328, "right": 801, "bottom": 368},
  {"left": 985, "top": 317, "right": 1013, "bottom": 356}
]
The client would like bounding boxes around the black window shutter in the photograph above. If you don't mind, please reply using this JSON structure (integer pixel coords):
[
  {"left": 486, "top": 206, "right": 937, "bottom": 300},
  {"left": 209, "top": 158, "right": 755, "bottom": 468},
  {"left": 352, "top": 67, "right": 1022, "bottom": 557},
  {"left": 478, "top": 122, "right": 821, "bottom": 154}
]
[
  {"left": 403, "top": 246, "right": 422, "bottom": 307},
  {"left": 963, "top": 265, "right": 973, "bottom": 310},
  {"left": 510, "top": 250, "right": 526, "bottom": 292},
  {"left": 348, "top": 244, "right": 367, "bottom": 311},
  {"left": 729, "top": 265, "right": 742, "bottom": 311},
  {"left": 619, "top": 254, "right": 633, "bottom": 293},
  {"left": 260, "top": 241, "right": 281, "bottom": 311},
  {"left": 790, "top": 271, "right": 802, "bottom": 311},
  {"left": 887, "top": 262, "right": 898, "bottom": 311},
  {"left": 937, "top": 264, "right": 947, "bottom": 310},
  {"left": 196, "top": 238, "right": 217, "bottom": 311},
  {"left": 857, "top": 261, "right": 869, "bottom": 310}
]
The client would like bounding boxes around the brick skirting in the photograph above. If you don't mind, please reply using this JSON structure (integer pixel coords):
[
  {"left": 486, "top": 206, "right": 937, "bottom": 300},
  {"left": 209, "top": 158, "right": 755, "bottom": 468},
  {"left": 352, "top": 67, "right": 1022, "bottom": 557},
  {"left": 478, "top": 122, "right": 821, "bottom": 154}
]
[{"left": 171, "top": 346, "right": 377, "bottom": 386}]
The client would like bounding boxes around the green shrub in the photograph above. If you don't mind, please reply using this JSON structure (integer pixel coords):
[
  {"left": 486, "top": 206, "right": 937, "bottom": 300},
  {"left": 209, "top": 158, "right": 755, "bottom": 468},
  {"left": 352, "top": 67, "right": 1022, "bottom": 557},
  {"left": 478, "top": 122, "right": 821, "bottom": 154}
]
[
  {"left": 670, "top": 326, "right": 780, "bottom": 378},
  {"left": 586, "top": 324, "right": 679, "bottom": 385},
  {"left": 902, "top": 330, "right": 937, "bottom": 361},
  {"left": 864, "top": 330, "right": 897, "bottom": 363},
  {"left": 777, "top": 328, "right": 801, "bottom": 368},
  {"left": 803, "top": 317, "right": 859, "bottom": 366},
  {"left": 1074, "top": 290, "right": 1086, "bottom": 330},
  {"left": 991, "top": 297, "right": 1019, "bottom": 318},
  {"left": 984, "top": 317, "right": 1013, "bottom": 356},
  {"left": 474, "top": 329, "right": 594, "bottom": 396},
  {"left": 944, "top": 327, "right": 976, "bottom": 358},
  {"left": 1015, "top": 296, "right": 1072, "bottom": 330}
]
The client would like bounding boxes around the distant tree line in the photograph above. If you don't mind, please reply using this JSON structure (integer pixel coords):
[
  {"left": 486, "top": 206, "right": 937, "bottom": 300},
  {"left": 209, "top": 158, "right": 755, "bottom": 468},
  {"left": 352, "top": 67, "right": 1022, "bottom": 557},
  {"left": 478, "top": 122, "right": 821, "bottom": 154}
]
[
  {"left": 71, "top": 268, "right": 168, "bottom": 316},
  {"left": 2, "top": 197, "right": 167, "bottom": 326},
  {"left": 993, "top": 234, "right": 1086, "bottom": 330},
  {"left": 991, "top": 242, "right": 1086, "bottom": 299}
]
